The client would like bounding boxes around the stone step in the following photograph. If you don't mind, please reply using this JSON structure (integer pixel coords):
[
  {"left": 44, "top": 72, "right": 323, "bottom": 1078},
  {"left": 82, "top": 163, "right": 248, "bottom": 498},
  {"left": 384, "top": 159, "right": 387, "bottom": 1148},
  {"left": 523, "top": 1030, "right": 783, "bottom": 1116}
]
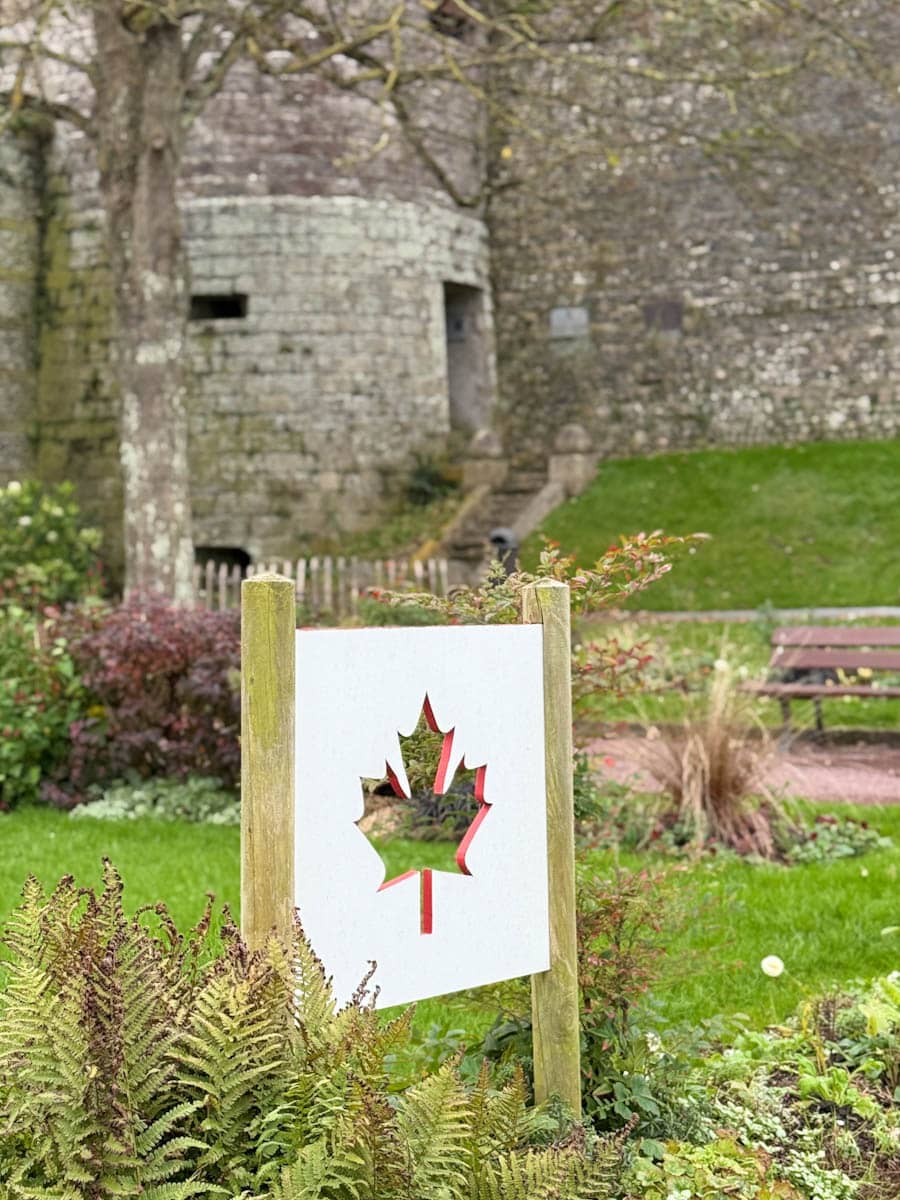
[{"left": 444, "top": 469, "right": 552, "bottom": 564}]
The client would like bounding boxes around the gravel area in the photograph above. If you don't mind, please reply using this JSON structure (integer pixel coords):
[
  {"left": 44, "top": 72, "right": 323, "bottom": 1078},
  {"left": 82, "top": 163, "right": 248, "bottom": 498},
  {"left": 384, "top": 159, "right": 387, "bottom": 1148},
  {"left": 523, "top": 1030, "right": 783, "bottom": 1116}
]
[{"left": 585, "top": 734, "right": 900, "bottom": 806}]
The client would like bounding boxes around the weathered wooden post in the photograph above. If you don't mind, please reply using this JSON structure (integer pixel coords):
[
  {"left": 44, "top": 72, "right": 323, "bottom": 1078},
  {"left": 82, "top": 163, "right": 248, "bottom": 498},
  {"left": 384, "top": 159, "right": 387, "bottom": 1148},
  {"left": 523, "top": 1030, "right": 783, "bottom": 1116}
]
[
  {"left": 522, "top": 579, "right": 582, "bottom": 1116},
  {"left": 241, "top": 573, "right": 295, "bottom": 950}
]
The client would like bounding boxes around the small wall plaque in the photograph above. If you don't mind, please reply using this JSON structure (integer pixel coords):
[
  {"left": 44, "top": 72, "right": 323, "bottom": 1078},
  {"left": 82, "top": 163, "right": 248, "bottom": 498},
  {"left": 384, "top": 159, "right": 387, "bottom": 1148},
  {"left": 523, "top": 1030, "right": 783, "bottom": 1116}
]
[{"left": 549, "top": 306, "right": 590, "bottom": 340}]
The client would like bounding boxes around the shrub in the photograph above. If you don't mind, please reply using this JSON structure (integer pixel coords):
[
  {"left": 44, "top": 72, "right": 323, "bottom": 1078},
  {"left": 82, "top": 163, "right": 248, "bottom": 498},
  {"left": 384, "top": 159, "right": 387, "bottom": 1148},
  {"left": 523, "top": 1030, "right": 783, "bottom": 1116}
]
[
  {"left": 0, "top": 864, "right": 621, "bottom": 1198},
  {"left": 0, "top": 478, "right": 103, "bottom": 609},
  {"left": 44, "top": 595, "right": 240, "bottom": 804},
  {"left": 575, "top": 865, "right": 714, "bottom": 1147},
  {"left": 0, "top": 606, "right": 85, "bottom": 809},
  {"left": 373, "top": 536, "right": 703, "bottom": 626}
]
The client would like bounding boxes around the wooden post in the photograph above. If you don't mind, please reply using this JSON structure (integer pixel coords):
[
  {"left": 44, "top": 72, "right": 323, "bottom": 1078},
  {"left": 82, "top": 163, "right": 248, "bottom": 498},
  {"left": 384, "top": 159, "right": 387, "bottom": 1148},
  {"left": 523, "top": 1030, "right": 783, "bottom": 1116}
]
[
  {"left": 241, "top": 573, "right": 296, "bottom": 951},
  {"left": 522, "top": 579, "right": 581, "bottom": 1115}
]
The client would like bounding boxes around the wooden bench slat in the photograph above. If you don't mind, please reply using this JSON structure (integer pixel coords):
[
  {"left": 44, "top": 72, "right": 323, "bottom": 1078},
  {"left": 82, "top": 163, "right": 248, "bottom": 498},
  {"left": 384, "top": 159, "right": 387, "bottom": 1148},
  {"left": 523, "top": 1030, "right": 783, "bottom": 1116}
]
[
  {"left": 773, "top": 626, "right": 900, "bottom": 647},
  {"left": 744, "top": 682, "right": 900, "bottom": 699},
  {"left": 772, "top": 647, "right": 900, "bottom": 670}
]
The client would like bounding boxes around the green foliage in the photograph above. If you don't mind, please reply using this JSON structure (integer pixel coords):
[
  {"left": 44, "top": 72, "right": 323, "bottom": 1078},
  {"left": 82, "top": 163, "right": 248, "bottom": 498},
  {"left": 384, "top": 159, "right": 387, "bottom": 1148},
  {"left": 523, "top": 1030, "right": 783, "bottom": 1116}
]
[
  {"left": 355, "top": 595, "right": 444, "bottom": 626},
  {"left": 0, "top": 865, "right": 621, "bottom": 1200},
  {"left": 575, "top": 866, "right": 712, "bottom": 1143},
  {"left": 0, "top": 479, "right": 103, "bottom": 609},
  {"left": 0, "top": 606, "right": 85, "bottom": 808},
  {"left": 785, "top": 814, "right": 893, "bottom": 864},
  {"left": 403, "top": 454, "right": 458, "bottom": 508},
  {"left": 374, "top": 536, "right": 702, "bottom": 627},
  {"left": 70, "top": 776, "right": 240, "bottom": 826},
  {"left": 625, "top": 1136, "right": 784, "bottom": 1200},
  {"left": 573, "top": 751, "right": 607, "bottom": 823}
]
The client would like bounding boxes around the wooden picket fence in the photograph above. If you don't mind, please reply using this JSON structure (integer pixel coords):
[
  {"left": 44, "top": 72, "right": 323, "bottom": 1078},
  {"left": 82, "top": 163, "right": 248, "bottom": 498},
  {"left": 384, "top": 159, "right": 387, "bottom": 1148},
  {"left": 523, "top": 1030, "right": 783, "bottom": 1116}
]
[{"left": 193, "top": 555, "right": 450, "bottom": 617}]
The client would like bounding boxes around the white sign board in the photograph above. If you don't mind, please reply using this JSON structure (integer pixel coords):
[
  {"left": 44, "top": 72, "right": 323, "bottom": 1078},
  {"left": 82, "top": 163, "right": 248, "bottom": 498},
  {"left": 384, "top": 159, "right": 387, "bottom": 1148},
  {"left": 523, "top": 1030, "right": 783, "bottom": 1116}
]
[{"left": 295, "top": 624, "right": 549, "bottom": 1008}]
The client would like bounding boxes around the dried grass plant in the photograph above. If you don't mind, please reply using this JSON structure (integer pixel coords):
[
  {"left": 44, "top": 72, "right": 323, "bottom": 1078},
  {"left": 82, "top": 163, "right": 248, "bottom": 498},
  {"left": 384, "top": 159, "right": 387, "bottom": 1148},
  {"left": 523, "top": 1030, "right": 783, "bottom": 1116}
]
[{"left": 639, "top": 660, "right": 787, "bottom": 858}]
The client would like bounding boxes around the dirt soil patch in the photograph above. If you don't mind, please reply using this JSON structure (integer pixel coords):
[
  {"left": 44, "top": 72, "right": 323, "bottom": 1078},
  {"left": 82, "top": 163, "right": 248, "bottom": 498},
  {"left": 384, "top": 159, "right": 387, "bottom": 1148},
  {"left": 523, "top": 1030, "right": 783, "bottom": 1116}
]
[{"left": 585, "top": 734, "right": 900, "bottom": 806}]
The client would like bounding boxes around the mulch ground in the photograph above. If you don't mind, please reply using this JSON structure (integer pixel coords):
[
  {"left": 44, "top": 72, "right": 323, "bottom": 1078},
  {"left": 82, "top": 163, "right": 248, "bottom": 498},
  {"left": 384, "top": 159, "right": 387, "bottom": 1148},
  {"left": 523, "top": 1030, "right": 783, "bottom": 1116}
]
[{"left": 585, "top": 733, "right": 900, "bottom": 806}]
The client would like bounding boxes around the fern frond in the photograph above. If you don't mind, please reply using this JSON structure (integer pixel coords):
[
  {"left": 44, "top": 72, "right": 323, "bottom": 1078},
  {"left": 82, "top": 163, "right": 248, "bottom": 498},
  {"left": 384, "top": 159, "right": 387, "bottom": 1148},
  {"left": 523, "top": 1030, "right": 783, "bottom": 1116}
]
[
  {"left": 473, "top": 1144, "right": 616, "bottom": 1200},
  {"left": 395, "top": 1061, "right": 470, "bottom": 1199},
  {"left": 268, "top": 1135, "right": 364, "bottom": 1200}
]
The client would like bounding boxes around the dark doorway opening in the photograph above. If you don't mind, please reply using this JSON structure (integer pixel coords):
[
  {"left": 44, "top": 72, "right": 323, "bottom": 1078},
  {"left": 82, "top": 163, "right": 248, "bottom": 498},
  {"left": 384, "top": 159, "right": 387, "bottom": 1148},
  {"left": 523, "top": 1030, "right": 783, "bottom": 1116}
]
[{"left": 443, "top": 282, "right": 491, "bottom": 434}]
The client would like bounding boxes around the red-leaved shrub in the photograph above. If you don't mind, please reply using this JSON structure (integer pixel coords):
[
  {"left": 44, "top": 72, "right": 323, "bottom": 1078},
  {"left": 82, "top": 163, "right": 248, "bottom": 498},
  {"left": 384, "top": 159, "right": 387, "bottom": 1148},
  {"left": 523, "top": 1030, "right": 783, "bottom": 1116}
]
[{"left": 43, "top": 595, "right": 240, "bottom": 805}]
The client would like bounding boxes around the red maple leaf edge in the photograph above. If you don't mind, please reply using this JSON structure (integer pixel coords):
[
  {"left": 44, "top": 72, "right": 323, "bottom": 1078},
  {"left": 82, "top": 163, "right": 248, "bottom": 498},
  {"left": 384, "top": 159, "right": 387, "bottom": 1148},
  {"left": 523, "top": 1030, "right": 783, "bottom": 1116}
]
[{"left": 360, "top": 694, "right": 489, "bottom": 935}]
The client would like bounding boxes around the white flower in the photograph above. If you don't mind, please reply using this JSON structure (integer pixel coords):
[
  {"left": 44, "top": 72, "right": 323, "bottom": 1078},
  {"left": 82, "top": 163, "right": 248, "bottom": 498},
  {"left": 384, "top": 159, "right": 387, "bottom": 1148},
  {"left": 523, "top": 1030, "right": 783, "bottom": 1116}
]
[
  {"left": 860, "top": 866, "right": 869, "bottom": 878},
  {"left": 714, "top": 658, "right": 729, "bottom": 672},
  {"left": 6, "top": 480, "right": 21, "bottom": 496},
  {"left": 646, "top": 1030, "right": 662, "bottom": 1055},
  {"left": 760, "top": 955, "right": 784, "bottom": 978},
  {"left": 46, "top": 530, "right": 58, "bottom": 543},
  {"left": 17, "top": 515, "right": 31, "bottom": 527}
]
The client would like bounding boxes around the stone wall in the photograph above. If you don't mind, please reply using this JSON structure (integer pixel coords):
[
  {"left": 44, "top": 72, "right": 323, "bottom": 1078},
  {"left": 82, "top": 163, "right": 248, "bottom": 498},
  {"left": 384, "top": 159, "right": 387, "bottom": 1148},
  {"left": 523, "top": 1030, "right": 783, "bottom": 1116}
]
[
  {"left": 6, "top": 6, "right": 900, "bottom": 571},
  {"left": 0, "top": 125, "right": 41, "bottom": 483},
  {"left": 489, "top": 11, "right": 900, "bottom": 465}
]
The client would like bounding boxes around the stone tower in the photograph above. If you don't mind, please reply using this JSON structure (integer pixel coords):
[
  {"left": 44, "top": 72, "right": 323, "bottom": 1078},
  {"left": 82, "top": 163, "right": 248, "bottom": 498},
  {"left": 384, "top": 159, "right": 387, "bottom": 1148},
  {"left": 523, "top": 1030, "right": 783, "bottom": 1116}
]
[{"left": 6, "top": 57, "right": 496, "bottom": 578}]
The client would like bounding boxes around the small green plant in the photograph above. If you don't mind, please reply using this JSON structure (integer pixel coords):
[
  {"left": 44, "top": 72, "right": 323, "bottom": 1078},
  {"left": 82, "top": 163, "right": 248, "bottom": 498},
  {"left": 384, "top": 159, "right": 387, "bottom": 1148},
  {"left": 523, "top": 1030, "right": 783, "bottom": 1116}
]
[
  {"left": 404, "top": 453, "right": 458, "bottom": 507},
  {"left": 785, "top": 814, "right": 892, "bottom": 864},
  {"left": 625, "top": 1136, "right": 774, "bottom": 1200},
  {"left": 795, "top": 1061, "right": 880, "bottom": 1119},
  {"left": 69, "top": 775, "right": 240, "bottom": 825},
  {"left": 575, "top": 865, "right": 712, "bottom": 1143},
  {"left": 0, "top": 478, "right": 103, "bottom": 609}
]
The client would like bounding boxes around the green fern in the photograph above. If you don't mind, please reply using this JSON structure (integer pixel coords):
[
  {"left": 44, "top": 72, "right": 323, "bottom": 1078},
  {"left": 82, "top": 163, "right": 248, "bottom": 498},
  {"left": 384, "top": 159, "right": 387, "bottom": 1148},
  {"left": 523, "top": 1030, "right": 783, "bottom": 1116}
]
[
  {"left": 0, "top": 867, "right": 219, "bottom": 1198},
  {"left": 0, "top": 869, "right": 618, "bottom": 1200},
  {"left": 395, "top": 1061, "right": 472, "bottom": 1198}
]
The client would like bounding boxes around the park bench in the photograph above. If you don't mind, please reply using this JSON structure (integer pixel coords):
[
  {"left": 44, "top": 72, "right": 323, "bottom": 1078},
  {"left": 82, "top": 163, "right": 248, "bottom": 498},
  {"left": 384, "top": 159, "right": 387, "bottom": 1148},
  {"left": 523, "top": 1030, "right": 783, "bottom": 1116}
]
[{"left": 743, "top": 625, "right": 900, "bottom": 731}]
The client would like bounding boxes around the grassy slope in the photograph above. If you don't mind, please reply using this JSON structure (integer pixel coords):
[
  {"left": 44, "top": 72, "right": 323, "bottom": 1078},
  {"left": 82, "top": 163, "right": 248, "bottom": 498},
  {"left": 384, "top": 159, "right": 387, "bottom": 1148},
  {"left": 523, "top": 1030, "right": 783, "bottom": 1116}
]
[
  {"left": 2, "top": 806, "right": 898, "bottom": 1035},
  {"left": 524, "top": 439, "right": 900, "bottom": 610}
]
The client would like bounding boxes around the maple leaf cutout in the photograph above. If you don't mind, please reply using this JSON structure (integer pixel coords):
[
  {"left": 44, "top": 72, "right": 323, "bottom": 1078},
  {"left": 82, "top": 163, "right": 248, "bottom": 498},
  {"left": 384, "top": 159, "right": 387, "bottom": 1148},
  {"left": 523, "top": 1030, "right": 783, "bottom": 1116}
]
[{"left": 359, "top": 695, "right": 489, "bottom": 935}]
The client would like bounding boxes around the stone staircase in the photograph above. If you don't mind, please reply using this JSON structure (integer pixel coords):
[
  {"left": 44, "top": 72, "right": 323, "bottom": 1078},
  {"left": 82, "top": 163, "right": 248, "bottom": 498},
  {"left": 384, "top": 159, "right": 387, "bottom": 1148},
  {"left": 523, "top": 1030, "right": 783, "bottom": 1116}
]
[
  {"left": 444, "top": 468, "right": 549, "bottom": 568},
  {"left": 432, "top": 423, "right": 599, "bottom": 582}
]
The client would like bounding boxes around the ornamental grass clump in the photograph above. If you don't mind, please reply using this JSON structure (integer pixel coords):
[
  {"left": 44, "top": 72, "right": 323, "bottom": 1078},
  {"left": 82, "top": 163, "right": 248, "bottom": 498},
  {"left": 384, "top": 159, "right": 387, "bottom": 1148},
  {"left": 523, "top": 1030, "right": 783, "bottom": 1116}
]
[{"left": 639, "top": 660, "right": 784, "bottom": 858}]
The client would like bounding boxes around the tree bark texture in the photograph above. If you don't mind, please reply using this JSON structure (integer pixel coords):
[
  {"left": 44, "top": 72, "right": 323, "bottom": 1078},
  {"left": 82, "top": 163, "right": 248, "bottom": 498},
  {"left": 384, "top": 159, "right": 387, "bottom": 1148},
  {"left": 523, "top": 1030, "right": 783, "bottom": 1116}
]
[{"left": 92, "top": 9, "right": 194, "bottom": 602}]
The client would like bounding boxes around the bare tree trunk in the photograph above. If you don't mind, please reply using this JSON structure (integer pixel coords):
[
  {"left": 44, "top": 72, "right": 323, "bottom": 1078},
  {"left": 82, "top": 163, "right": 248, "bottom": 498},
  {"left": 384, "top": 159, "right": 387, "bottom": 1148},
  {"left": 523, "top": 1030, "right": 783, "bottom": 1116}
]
[{"left": 92, "top": 12, "right": 194, "bottom": 602}]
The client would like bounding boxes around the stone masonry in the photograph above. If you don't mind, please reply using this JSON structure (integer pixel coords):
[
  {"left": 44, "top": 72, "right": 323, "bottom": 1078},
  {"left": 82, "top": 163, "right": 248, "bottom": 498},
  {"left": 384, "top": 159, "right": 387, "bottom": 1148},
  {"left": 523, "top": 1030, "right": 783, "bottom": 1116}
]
[
  {"left": 2, "top": 6, "right": 900, "bottom": 572},
  {"left": 0, "top": 126, "right": 41, "bottom": 480}
]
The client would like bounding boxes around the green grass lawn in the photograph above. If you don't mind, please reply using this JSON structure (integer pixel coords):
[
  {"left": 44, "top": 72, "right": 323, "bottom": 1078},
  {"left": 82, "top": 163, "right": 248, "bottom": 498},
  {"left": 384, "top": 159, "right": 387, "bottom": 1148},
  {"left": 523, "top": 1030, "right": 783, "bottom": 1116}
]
[
  {"left": 2, "top": 805, "right": 897, "bottom": 1039},
  {"left": 524, "top": 439, "right": 900, "bottom": 610}
]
